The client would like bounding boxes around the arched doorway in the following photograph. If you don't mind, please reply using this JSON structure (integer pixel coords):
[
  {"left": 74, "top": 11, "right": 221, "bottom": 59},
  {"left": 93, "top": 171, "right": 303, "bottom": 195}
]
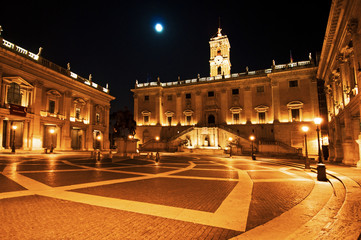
[{"left": 208, "top": 114, "right": 215, "bottom": 125}]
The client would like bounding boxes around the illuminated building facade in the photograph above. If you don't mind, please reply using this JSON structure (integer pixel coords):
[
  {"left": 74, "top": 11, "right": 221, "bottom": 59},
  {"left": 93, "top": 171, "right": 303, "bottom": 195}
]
[
  {"left": 132, "top": 28, "right": 323, "bottom": 155},
  {"left": 0, "top": 34, "right": 115, "bottom": 151},
  {"left": 317, "top": 0, "right": 361, "bottom": 166}
]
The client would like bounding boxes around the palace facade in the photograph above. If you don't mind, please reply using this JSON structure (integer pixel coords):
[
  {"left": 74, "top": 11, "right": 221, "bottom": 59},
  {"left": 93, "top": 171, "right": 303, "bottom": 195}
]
[
  {"left": 317, "top": 0, "right": 361, "bottom": 166},
  {"left": 132, "top": 28, "right": 324, "bottom": 156},
  {"left": 0, "top": 34, "right": 115, "bottom": 151}
]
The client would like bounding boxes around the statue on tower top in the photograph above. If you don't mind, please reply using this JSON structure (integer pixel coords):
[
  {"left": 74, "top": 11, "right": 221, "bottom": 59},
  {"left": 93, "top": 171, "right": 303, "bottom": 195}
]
[{"left": 217, "top": 27, "right": 222, "bottom": 37}]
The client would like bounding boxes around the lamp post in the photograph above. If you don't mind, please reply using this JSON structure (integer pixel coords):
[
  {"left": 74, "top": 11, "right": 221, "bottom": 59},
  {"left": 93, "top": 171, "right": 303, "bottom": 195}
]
[
  {"left": 314, "top": 117, "right": 327, "bottom": 181},
  {"left": 249, "top": 135, "right": 256, "bottom": 160},
  {"left": 155, "top": 136, "right": 160, "bottom": 163},
  {"left": 11, "top": 124, "right": 17, "bottom": 153},
  {"left": 301, "top": 126, "right": 310, "bottom": 169},
  {"left": 228, "top": 137, "right": 233, "bottom": 158}
]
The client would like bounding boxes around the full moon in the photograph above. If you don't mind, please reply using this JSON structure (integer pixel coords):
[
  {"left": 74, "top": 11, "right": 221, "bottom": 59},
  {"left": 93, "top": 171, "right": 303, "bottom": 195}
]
[{"left": 155, "top": 23, "right": 163, "bottom": 33}]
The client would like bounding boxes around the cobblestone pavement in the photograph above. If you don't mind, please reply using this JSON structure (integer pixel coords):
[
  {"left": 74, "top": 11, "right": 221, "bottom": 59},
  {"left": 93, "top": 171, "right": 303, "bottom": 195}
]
[{"left": 0, "top": 153, "right": 360, "bottom": 239}]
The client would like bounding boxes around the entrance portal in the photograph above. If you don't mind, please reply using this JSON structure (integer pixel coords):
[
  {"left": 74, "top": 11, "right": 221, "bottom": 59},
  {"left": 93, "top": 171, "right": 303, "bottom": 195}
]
[{"left": 71, "top": 128, "right": 82, "bottom": 150}]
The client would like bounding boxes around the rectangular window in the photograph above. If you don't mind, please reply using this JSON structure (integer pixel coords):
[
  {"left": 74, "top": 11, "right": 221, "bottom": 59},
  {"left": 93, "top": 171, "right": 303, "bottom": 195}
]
[
  {"left": 186, "top": 115, "right": 192, "bottom": 125},
  {"left": 167, "top": 95, "right": 172, "bottom": 101},
  {"left": 256, "top": 86, "right": 264, "bottom": 92},
  {"left": 208, "top": 91, "right": 214, "bottom": 97},
  {"left": 232, "top": 89, "right": 239, "bottom": 95},
  {"left": 49, "top": 100, "right": 55, "bottom": 114},
  {"left": 75, "top": 108, "right": 80, "bottom": 119},
  {"left": 96, "top": 113, "right": 100, "bottom": 123},
  {"left": 144, "top": 95, "right": 149, "bottom": 101},
  {"left": 291, "top": 109, "right": 300, "bottom": 121},
  {"left": 185, "top": 93, "right": 191, "bottom": 99},
  {"left": 233, "top": 113, "right": 239, "bottom": 124},
  {"left": 258, "top": 112, "right": 265, "bottom": 124},
  {"left": 289, "top": 80, "right": 298, "bottom": 88},
  {"left": 144, "top": 115, "right": 149, "bottom": 124},
  {"left": 167, "top": 116, "right": 172, "bottom": 126}
]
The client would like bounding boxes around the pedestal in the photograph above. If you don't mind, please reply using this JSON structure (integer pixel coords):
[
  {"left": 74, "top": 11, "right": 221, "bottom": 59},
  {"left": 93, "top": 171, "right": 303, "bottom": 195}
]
[{"left": 317, "top": 163, "right": 327, "bottom": 181}]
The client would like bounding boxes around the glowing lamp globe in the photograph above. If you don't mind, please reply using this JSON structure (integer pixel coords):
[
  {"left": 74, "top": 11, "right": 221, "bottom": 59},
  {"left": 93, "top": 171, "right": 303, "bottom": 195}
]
[
  {"left": 314, "top": 117, "right": 322, "bottom": 125},
  {"left": 155, "top": 23, "right": 163, "bottom": 33},
  {"left": 301, "top": 126, "right": 309, "bottom": 133}
]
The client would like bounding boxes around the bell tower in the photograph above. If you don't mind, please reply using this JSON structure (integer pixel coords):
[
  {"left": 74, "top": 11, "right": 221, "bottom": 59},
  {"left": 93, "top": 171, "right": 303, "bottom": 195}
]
[{"left": 209, "top": 27, "right": 231, "bottom": 77}]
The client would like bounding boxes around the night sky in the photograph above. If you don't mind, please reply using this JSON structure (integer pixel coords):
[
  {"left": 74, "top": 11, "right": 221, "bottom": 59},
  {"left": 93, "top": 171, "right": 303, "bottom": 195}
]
[{"left": 1, "top": 0, "right": 331, "bottom": 112}]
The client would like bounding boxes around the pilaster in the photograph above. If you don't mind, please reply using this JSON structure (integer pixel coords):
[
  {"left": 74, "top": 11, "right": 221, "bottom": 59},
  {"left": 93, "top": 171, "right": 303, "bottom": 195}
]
[
  {"left": 244, "top": 86, "right": 252, "bottom": 123},
  {"left": 271, "top": 80, "right": 280, "bottom": 122}
]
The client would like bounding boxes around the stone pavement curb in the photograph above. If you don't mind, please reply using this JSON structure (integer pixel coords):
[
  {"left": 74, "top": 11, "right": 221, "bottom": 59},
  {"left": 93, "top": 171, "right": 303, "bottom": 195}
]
[{"left": 231, "top": 163, "right": 361, "bottom": 240}]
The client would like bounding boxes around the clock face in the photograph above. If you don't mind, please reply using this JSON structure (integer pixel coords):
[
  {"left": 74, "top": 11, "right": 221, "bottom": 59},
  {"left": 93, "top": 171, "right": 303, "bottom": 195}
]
[{"left": 214, "top": 55, "right": 223, "bottom": 65}]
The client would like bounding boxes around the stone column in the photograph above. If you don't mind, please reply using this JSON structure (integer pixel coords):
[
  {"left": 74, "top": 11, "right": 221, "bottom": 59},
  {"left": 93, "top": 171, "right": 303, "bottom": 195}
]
[
  {"left": 195, "top": 91, "right": 202, "bottom": 125},
  {"left": 244, "top": 86, "right": 252, "bottom": 123},
  {"left": 0, "top": 65, "right": 3, "bottom": 107},
  {"left": 154, "top": 90, "right": 163, "bottom": 125},
  {"left": 342, "top": 109, "right": 354, "bottom": 165},
  {"left": 62, "top": 90, "right": 72, "bottom": 150},
  {"left": 334, "top": 116, "right": 344, "bottom": 162},
  {"left": 176, "top": 92, "right": 182, "bottom": 125},
  {"left": 0, "top": 117, "right": 3, "bottom": 150},
  {"left": 271, "top": 80, "right": 280, "bottom": 123},
  {"left": 133, "top": 93, "right": 139, "bottom": 124},
  {"left": 31, "top": 80, "right": 43, "bottom": 150},
  {"left": 23, "top": 120, "right": 29, "bottom": 150},
  {"left": 85, "top": 100, "right": 94, "bottom": 151},
  {"left": 309, "top": 78, "right": 319, "bottom": 119},
  {"left": 347, "top": 19, "right": 360, "bottom": 88},
  {"left": 220, "top": 89, "right": 228, "bottom": 124},
  {"left": 103, "top": 105, "right": 110, "bottom": 150}
]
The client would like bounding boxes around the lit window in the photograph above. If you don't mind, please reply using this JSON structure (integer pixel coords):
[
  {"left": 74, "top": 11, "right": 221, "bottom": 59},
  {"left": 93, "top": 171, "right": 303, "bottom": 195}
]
[
  {"left": 233, "top": 113, "right": 239, "bottom": 124},
  {"left": 186, "top": 115, "right": 192, "bottom": 125},
  {"left": 258, "top": 112, "right": 266, "bottom": 123},
  {"left": 96, "top": 113, "right": 100, "bottom": 123},
  {"left": 49, "top": 100, "right": 55, "bottom": 114},
  {"left": 291, "top": 109, "right": 300, "bottom": 121},
  {"left": 167, "top": 116, "right": 172, "bottom": 126},
  {"left": 75, "top": 108, "right": 80, "bottom": 119},
  {"left": 7, "top": 83, "right": 21, "bottom": 105}
]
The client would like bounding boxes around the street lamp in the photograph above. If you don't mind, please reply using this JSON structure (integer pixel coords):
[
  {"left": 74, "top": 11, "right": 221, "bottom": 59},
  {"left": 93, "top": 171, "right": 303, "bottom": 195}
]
[
  {"left": 155, "top": 136, "right": 160, "bottom": 163},
  {"left": 249, "top": 135, "right": 256, "bottom": 160},
  {"left": 314, "top": 117, "right": 327, "bottom": 181},
  {"left": 228, "top": 137, "right": 233, "bottom": 158},
  {"left": 301, "top": 126, "right": 310, "bottom": 169},
  {"left": 11, "top": 124, "right": 17, "bottom": 153}
]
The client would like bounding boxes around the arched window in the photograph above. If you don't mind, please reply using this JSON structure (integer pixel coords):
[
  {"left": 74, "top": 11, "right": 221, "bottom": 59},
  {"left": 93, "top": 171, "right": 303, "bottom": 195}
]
[{"left": 7, "top": 83, "right": 21, "bottom": 105}]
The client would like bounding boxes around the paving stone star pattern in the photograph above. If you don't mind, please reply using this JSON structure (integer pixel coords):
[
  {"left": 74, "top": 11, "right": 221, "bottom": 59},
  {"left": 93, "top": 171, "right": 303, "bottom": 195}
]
[{"left": 0, "top": 153, "right": 350, "bottom": 239}]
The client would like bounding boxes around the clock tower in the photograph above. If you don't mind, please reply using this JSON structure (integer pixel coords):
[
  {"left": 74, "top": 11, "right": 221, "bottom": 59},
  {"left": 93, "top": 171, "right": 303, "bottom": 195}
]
[{"left": 209, "top": 27, "right": 231, "bottom": 77}]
